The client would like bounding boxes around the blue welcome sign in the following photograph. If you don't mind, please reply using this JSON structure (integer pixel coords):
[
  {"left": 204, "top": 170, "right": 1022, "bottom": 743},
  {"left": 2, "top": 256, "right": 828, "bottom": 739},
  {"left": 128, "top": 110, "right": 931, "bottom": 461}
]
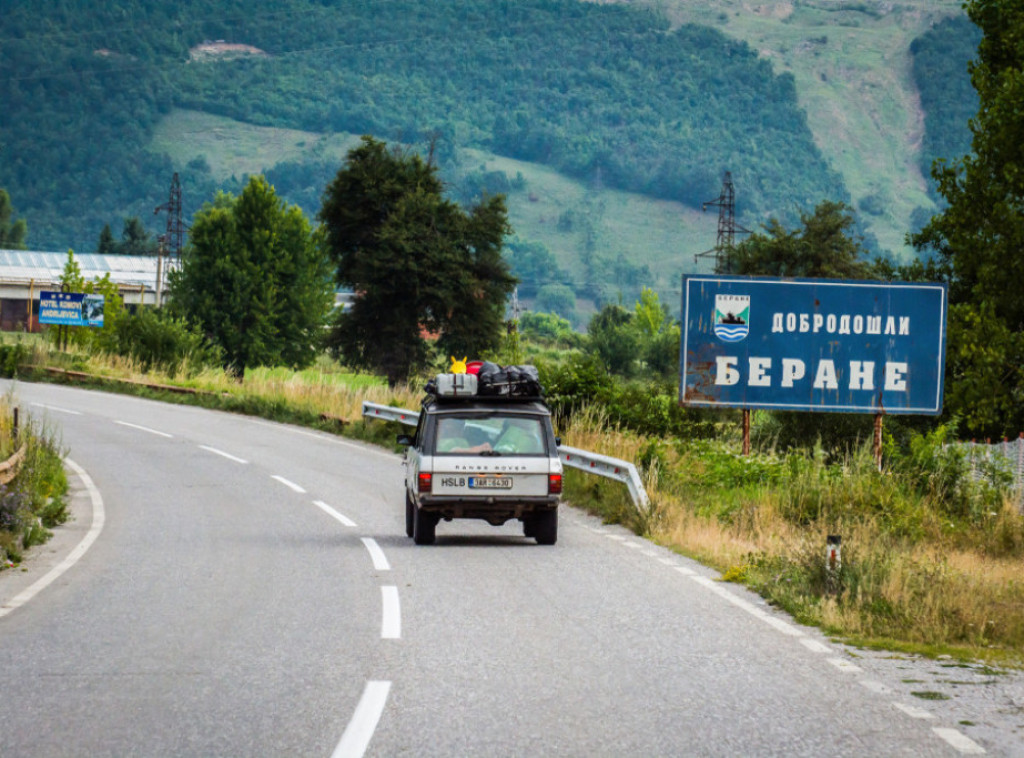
[{"left": 680, "top": 275, "right": 948, "bottom": 414}]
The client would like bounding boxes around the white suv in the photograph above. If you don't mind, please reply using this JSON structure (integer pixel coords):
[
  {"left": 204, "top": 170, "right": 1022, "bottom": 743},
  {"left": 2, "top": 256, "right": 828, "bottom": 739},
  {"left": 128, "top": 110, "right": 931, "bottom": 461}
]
[{"left": 398, "top": 396, "right": 563, "bottom": 545}]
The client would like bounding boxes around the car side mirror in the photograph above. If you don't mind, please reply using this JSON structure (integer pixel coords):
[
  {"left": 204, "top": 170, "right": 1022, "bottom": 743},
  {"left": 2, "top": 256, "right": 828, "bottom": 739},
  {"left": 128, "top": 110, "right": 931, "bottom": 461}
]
[
  {"left": 396, "top": 434, "right": 413, "bottom": 446},
  {"left": 555, "top": 436, "right": 562, "bottom": 447}
]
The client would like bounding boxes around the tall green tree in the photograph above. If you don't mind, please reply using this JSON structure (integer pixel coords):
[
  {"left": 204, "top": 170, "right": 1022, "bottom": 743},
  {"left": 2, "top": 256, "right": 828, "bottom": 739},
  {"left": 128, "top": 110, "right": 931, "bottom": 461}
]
[
  {"left": 722, "top": 201, "right": 872, "bottom": 279},
  {"left": 120, "top": 217, "right": 157, "bottom": 256},
  {"left": 96, "top": 224, "right": 117, "bottom": 255},
  {"left": 0, "top": 189, "right": 27, "bottom": 249},
  {"left": 913, "top": 0, "right": 1024, "bottom": 436},
  {"left": 319, "top": 137, "right": 516, "bottom": 385},
  {"left": 170, "top": 177, "right": 334, "bottom": 376}
]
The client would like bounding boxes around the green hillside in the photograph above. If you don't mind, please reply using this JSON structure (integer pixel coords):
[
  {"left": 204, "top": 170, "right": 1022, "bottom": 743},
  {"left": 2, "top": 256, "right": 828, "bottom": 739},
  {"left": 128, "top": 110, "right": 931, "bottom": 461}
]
[{"left": 0, "top": 0, "right": 981, "bottom": 301}]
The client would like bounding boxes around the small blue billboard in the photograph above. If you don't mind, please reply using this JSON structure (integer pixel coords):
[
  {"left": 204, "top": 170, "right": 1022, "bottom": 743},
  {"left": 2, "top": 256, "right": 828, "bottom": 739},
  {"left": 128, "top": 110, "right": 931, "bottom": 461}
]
[
  {"left": 680, "top": 276, "right": 948, "bottom": 414},
  {"left": 38, "top": 291, "right": 105, "bottom": 328}
]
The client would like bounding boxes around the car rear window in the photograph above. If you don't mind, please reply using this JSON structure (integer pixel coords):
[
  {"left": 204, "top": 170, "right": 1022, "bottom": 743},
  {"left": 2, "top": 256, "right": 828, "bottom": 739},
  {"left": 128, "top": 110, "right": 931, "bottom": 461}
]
[{"left": 434, "top": 414, "right": 547, "bottom": 455}]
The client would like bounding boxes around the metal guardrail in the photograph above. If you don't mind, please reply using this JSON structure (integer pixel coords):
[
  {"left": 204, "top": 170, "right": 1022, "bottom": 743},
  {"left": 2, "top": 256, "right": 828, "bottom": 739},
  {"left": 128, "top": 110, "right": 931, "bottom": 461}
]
[{"left": 362, "top": 401, "right": 650, "bottom": 512}]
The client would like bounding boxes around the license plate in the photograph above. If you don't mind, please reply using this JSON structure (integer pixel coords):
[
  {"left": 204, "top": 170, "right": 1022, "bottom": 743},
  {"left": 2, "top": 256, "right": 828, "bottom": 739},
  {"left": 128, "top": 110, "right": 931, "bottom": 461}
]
[{"left": 468, "top": 476, "right": 512, "bottom": 489}]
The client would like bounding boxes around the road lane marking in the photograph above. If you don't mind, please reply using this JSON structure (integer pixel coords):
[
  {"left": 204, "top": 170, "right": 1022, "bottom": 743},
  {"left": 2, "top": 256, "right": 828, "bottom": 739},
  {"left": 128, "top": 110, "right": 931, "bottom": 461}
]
[
  {"left": 799, "top": 638, "right": 832, "bottom": 654},
  {"left": 0, "top": 458, "right": 104, "bottom": 619},
  {"left": 673, "top": 566, "right": 696, "bottom": 576},
  {"left": 933, "top": 727, "right": 986, "bottom": 754},
  {"left": 332, "top": 680, "right": 391, "bottom": 758},
  {"left": 893, "top": 702, "right": 936, "bottom": 720},
  {"left": 361, "top": 538, "right": 391, "bottom": 571},
  {"left": 859, "top": 680, "right": 891, "bottom": 694},
  {"left": 827, "top": 657, "right": 863, "bottom": 673},
  {"left": 114, "top": 420, "right": 173, "bottom": 438},
  {"left": 198, "top": 445, "right": 248, "bottom": 464},
  {"left": 30, "top": 402, "right": 81, "bottom": 415},
  {"left": 381, "top": 586, "right": 401, "bottom": 639},
  {"left": 271, "top": 475, "right": 306, "bottom": 493},
  {"left": 313, "top": 500, "right": 357, "bottom": 527},
  {"left": 658, "top": 557, "right": 678, "bottom": 566},
  {"left": 250, "top": 419, "right": 397, "bottom": 460},
  {"left": 689, "top": 575, "right": 803, "bottom": 636}
]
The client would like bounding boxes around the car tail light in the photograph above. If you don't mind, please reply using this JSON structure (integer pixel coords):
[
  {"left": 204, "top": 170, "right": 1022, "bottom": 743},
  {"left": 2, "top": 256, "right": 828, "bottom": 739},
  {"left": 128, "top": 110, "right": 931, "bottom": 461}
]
[
  {"left": 548, "top": 474, "right": 563, "bottom": 494},
  {"left": 418, "top": 472, "right": 432, "bottom": 493}
]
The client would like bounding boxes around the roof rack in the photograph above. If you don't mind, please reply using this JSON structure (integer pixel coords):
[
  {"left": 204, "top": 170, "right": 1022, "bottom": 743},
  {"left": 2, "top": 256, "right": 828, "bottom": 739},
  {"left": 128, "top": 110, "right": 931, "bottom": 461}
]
[{"left": 424, "top": 363, "right": 544, "bottom": 401}]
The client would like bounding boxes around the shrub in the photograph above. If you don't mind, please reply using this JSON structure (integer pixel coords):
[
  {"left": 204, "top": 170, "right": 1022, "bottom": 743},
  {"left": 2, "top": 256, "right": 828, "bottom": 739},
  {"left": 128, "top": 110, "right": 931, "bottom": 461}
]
[{"left": 104, "top": 307, "right": 223, "bottom": 374}]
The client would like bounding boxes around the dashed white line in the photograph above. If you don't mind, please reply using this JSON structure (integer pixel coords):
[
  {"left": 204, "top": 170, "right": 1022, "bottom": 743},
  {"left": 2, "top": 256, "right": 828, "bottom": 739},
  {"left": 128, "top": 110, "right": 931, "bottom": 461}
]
[
  {"left": 331, "top": 680, "right": 391, "bottom": 758},
  {"left": 250, "top": 419, "right": 398, "bottom": 461},
  {"left": 799, "top": 638, "right": 832, "bottom": 654},
  {"left": 0, "top": 459, "right": 103, "bottom": 618},
  {"left": 30, "top": 402, "right": 81, "bottom": 415},
  {"left": 313, "top": 500, "right": 357, "bottom": 527},
  {"left": 689, "top": 575, "right": 804, "bottom": 636},
  {"left": 114, "top": 420, "right": 173, "bottom": 438},
  {"left": 827, "top": 657, "right": 864, "bottom": 674},
  {"left": 381, "top": 586, "right": 401, "bottom": 639},
  {"left": 198, "top": 445, "right": 248, "bottom": 464},
  {"left": 623, "top": 541, "right": 644, "bottom": 550},
  {"left": 892, "top": 702, "right": 936, "bottom": 720},
  {"left": 271, "top": 475, "right": 306, "bottom": 493},
  {"left": 658, "top": 557, "right": 678, "bottom": 566},
  {"left": 933, "top": 727, "right": 986, "bottom": 754},
  {"left": 858, "top": 679, "right": 891, "bottom": 694},
  {"left": 361, "top": 538, "right": 391, "bottom": 571},
  {"left": 673, "top": 566, "right": 697, "bottom": 577}
]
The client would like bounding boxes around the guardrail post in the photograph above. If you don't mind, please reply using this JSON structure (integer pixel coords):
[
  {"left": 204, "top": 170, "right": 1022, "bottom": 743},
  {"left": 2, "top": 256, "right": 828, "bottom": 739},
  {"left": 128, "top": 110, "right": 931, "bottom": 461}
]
[{"left": 12, "top": 407, "right": 18, "bottom": 441}]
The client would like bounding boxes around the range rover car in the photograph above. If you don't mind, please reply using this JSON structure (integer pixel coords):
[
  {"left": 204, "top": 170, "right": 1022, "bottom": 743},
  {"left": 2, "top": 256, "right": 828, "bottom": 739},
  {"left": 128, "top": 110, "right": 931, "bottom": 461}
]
[{"left": 398, "top": 393, "right": 563, "bottom": 545}]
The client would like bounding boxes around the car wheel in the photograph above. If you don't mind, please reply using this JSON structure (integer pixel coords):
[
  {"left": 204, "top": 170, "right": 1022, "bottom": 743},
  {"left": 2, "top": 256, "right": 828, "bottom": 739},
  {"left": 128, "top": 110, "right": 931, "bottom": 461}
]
[
  {"left": 533, "top": 508, "right": 557, "bottom": 545},
  {"left": 523, "top": 518, "right": 536, "bottom": 538},
  {"left": 405, "top": 492, "right": 415, "bottom": 538},
  {"left": 413, "top": 507, "right": 437, "bottom": 545}
]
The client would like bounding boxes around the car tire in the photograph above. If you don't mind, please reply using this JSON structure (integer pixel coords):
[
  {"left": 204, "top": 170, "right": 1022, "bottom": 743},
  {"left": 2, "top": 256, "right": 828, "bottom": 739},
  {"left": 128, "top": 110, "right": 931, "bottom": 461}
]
[
  {"left": 533, "top": 508, "right": 557, "bottom": 545},
  {"left": 405, "top": 492, "right": 415, "bottom": 538},
  {"left": 413, "top": 507, "right": 437, "bottom": 545},
  {"left": 522, "top": 518, "right": 536, "bottom": 538}
]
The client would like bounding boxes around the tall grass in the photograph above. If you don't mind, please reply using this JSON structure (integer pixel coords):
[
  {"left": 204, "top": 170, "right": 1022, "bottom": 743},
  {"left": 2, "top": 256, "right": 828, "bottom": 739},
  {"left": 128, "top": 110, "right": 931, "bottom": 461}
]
[{"left": 15, "top": 345, "right": 1024, "bottom": 660}]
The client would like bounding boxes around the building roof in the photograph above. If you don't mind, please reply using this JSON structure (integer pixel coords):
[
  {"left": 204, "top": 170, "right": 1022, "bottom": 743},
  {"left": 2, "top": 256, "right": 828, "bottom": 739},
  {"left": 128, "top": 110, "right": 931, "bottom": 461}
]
[{"left": 0, "top": 249, "right": 178, "bottom": 290}]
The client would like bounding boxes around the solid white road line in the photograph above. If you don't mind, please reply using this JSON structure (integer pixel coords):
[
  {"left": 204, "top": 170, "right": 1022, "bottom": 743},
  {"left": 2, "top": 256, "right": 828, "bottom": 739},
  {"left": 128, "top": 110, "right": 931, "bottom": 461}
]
[
  {"left": 198, "top": 445, "right": 248, "bottom": 464},
  {"left": 331, "top": 680, "right": 391, "bottom": 758},
  {"left": 689, "top": 575, "right": 804, "bottom": 637},
  {"left": 313, "top": 500, "right": 357, "bottom": 528},
  {"left": 30, "top": 402, "right": 82, "bottom": 415},
  {"left": 932, "top": 727, "right": 986, "bottom": 754},
  {"left": 381, "top": 585, "right": 401, "bottom": 640},
  {"left": 892, "top": 702, "right": 936, "bottom": 720},
  {"left": 361, "top": 538, "right": 391, "bottom": 571},
  {"left": 271, "top": 475, "right": 306, "bottom": 493},
  {"left": 0, "top": 458, "right": 104, "bottom": 618},
  {"left": 114, "top": 420, "right": 173, "bottom": 438}
]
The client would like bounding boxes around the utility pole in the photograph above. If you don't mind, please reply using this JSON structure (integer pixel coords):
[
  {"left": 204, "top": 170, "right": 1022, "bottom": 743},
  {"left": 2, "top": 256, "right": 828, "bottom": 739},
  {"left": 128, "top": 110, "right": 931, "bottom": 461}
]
[
  {"left": 154, "top": 172, "right": 185, "bottom": 263},
  {"left": 695, "top": 170, "right": 751, "bottom": 273}
]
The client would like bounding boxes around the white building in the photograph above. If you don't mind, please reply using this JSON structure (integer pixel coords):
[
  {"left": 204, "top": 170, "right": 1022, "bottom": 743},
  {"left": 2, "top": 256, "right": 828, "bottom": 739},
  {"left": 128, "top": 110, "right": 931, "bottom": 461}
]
[{"left": 0, "top": 250, "right": 177, "bottom": 331}]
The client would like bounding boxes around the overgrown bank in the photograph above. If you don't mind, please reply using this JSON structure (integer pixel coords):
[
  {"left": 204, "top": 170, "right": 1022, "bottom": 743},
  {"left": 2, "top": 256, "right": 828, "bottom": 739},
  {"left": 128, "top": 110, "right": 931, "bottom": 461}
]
[
  {"left": 0, "top": 394, "right": 69, "bottom": 571},
  {"left": 4, "top": 337, "right": 1023, "bottom": 664}
]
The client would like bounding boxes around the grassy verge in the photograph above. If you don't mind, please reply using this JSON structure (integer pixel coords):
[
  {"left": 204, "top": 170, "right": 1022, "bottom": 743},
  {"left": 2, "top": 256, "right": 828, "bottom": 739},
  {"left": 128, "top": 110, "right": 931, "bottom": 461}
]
[
  {"left": 0, "top": 392, "right": 69, "bottom": 570},
  {"left": 8, "top": 341, "right": 1024, "bottom": 664}
]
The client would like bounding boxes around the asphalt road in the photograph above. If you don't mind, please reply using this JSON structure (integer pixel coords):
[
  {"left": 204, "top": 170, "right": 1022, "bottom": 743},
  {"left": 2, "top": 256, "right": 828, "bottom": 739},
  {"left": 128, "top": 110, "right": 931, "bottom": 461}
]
[{"left": 0, "top": 381, "right": 1012, "bottom": 757}]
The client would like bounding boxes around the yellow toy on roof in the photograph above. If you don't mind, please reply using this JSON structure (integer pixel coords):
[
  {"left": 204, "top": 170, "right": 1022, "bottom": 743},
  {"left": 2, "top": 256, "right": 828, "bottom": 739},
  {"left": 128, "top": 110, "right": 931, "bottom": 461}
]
[{"left": 449, "top": 356, "right": 469, "bottom": 374}]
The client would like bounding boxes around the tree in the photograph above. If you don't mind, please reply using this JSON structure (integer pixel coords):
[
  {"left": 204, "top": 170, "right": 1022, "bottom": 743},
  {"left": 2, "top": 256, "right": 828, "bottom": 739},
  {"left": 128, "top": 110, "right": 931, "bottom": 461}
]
[
  {"left": 96, "top": 224, "right": 117, "bottom": 255},
  {"left": 723, "top": 201, "right": 872, "bottom": 279},
  {"left": 912, "top": 0, "right": 1024, "bottom": 436},
  {"left": 587, "top": 303, "right": 637, "bottom": 376},
  {"left": 319, "top": 137, "right": 516, "bottom": 385},
  {"left": 0, "top": 189, "right": 27, "bottom": 249},
  {"left": 169, "top": 177, "right": 334, "bottom": 376},
  {"left": 119, "top": 217, "right": 156, "bottom": 256}
]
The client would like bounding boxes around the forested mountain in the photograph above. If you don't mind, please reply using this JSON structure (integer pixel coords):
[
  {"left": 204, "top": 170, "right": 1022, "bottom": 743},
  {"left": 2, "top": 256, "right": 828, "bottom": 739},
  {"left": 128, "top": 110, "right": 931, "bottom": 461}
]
[
  {"left": 911, "top": 15, "right": 982, "bottom": 205},
  {"left": 1, "top": 0, "right": 840, "bottom": 252},
  {"left": 0, "top": 0, "right": 980, "bottom": 306}
]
